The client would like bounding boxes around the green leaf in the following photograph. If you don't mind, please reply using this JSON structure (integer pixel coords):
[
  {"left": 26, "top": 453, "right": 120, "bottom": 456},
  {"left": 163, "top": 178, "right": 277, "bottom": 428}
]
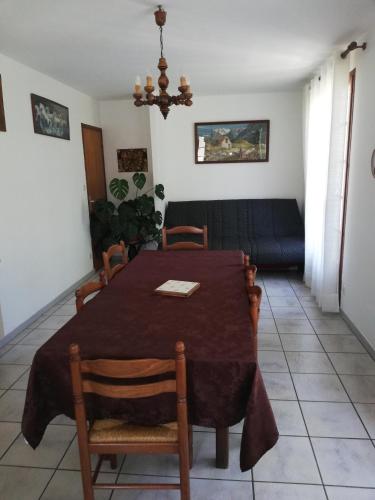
[
  {"left": 132, "top": 173, "right": 146, "bottom": 191},
  {"left": 154, "top": 184, "right": 165, "bottom": 200},
  {"left": 118, "top": 201, "right": 137, "bottom": 223},
  {"left": 153, "top": 210, "right": 163, "bottom": 225},
  {"left": 93, "top": 199, "right": 115, "bottom": 223},
  {"left": 109, "top": 178, "right": 129, "bottom": 200},
  {"left": 136, "top": 195, "right": 154, "bottom": 216}
]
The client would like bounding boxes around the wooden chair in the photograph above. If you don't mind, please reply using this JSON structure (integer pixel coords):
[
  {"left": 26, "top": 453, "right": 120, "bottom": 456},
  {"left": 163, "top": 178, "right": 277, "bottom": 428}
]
[
  {"left": 244, "top": 255, "right": 257, "bottom": 287},
  {"left": 102, "top": 241, "right": 128, "bottom": 283},
  {"left": 75, "top": 281, "right": 105, "bottom": 313},
  {"left": 69, "top": 341, "right": 191, "bottom": 500},
  {"left": 162, "top": 225, "right": 208, "bottom": 251},
  {"left": 248, "top": 285, "right": 262, "bottom": 353}
]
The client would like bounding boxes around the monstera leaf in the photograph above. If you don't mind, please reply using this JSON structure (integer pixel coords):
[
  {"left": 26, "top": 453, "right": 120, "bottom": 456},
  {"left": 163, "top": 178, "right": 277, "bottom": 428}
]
[
  {"left": 135, "top": 195, "right": 154, "bottom": 216},
  {"left": 153, "top": 210, "right": 163, "bottom": 225},
  {"left": 132, "top": 173, "right": 146, "bottom": 191},
  {"left": 109, "top": 178, "right": 129, "bottom": 200},
  {"left": 93, "top": 199, "right": 115, "bottom": 223},
  {"left": 154, "top": 184, "right": 165, "bottom": 200}
]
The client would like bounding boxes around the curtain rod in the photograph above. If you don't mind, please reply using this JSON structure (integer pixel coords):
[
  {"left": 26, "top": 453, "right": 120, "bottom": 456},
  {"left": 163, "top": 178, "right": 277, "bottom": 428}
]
[{"left": 341, "top": 41, "right": 367, "bottom": 59}]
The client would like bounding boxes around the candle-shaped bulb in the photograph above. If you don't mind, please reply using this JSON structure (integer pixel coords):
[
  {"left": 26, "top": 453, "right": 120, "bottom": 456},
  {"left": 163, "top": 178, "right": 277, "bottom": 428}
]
[
  {"left": 146, "top": 75, "right": 153, "bottom": 87},
  {"left": 134, "top": 75, "right": 142, "bottom": 93},
  {"left": 180, "top": 74, "right": 187, "bottom": 86}
]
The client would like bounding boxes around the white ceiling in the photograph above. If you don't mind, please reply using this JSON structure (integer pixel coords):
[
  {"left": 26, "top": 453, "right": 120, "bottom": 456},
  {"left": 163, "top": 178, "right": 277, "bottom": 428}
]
[{"left": 1, "top": 0, "right": 375, "bottom": 99}]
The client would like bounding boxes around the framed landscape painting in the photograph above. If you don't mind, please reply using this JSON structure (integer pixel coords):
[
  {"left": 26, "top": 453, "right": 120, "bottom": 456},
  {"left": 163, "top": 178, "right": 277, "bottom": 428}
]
[
  {"left": 0, "top": 75, "right": 6, "bottom": 132},
  {"left": 195, "top": 120, "right": 270, "bottom": 164},
  {"left": 31, "top": 93, "right": 70, "bottom": 140},
  {"left": 117, "top": 148, "right": 148, "bottom": 172}
]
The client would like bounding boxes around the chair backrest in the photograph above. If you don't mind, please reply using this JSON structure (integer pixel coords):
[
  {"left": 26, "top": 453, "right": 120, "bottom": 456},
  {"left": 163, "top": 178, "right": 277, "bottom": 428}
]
[
  {"left": 248, "top": 285, "right": 262, "bottom": 353},
  {"left": 75, "top": 281, "right": 105, "bottom": 313},
  {"left": 162, "top": 225, "right": 208, "bottom": 251},
  {"left": 69, "top": 341, "right": 188, "bottom": 441},
  {"left": 102, "top": 240, "right": 128, "bottom": 282}
]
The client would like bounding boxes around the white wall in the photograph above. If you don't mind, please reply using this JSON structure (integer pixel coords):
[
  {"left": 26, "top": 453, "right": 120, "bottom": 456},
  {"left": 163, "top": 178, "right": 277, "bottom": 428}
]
[
  {"left": 149, "top": 92, "right": 304, "bottom": 216},
  {"left": 341, "top": 29, "right": 375, "bottom": 349},
  {"left": 99, "top": 100, "right": 153, "bottom": 202},
  {"left": 0, "top": 53, "right": 100, "bottom": 337}
]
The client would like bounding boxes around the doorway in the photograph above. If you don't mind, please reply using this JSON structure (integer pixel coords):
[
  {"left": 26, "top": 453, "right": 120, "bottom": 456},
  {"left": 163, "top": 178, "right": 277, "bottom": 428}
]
[
  {"left": 81, "top": 124, "right": 107, "bottom": 270},
  {"left": 338, "top": 68, "right": 356, "bottom": 303}
]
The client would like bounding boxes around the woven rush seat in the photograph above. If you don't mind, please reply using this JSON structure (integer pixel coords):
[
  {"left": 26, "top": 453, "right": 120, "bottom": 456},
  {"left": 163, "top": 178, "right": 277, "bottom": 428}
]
[{"left": 89, "top": 419, "right": 178, "bottom": 444}]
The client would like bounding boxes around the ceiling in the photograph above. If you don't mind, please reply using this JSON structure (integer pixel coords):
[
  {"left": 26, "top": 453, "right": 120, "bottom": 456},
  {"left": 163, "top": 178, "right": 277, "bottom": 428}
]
[{"left": 1, "top": 0, "right": 375, "bottom": 99}]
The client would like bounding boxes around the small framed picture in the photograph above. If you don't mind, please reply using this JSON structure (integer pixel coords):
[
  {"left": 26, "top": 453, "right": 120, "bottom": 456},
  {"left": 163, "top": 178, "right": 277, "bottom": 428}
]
[
  {"left": 117, "top": 148, "right": 148, "bottom": 172},
  {"left": 31, "top": 93, "right": 70, "bottom": 140},
  {"left": 195, "top": 120, "right": 270, "bottom": 164}
]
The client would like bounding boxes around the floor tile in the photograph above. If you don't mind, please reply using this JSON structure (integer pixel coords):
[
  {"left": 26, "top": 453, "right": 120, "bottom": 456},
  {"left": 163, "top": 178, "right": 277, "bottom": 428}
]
[
  {"left": 280, "top": 334, "right": 323, "bottom": 352},
  {"left": 41, "top": 470, "right": 114, "bottom": 500},
  {"left": 10, "top": 369, "right": 30, "bottom": 390},
  {"left": 310, "top": 318, "right": 351, "bottom": 334},
  {"left": 303, "top": 307, "right": 340, "bottom": 320},
  {"left": 258, "top": 334, "right": 282, "bottom": 351},
  {"left": 263, "top": 372, "right": 297, "bottom": 400},
  {"left": 270, "top": 400, "right": 307, "bottom": 436},
  {"left": 269, "top": 296, "right": 301, "bottom": 307},
  {"left": 37, "top": 315, "right": 73, "bottom": 329},
  {"left": 276, "top": 319, "right": 315, "bottom": 334},
  {"left": 253, "top": 436, "right": 321, "bottom": 484},
  {"left": 0, "top": 425, "right": 75, "bottom": 468},
  {"left": 319, "top": 335, "right": 366, "bottom": 353},
  {"left": 53, "top": 304, "right": 77, "bottom": 316},
  {"left": 17, "top": 328, "right": 58, "bottom": 346},
  {"left": 59, "top": 437, "right": 124, "bottom": 473},
  {"left": 301, "top": 402, "right": 368, "bottom": 438},
  {"left": 259, "top": 308, "right": 274, "bottom": 319},
  {"left": 0, "top": 365, "right": 29, "bottom": 389},
  {"left": 286, "top": 351, "right": 334, "bottom": 374},
  {"left": 117, "top": 475, "right": 252, "bottom": 499},
  {"left": 254, "top": 482, "right": 326, "bottom": 500},
  {"left": 354, "top": 404, "right": 375, "bottom": 438},
  {"left": 0, "top": 344, "right": 13, "bottom": 358},
  {"left": 271, "top": 307, "right": 306, "bottom": 320},
  {"left": 122, "top": 432, "right": 251, "bottom": 481},
  {"left": 258, "top": 351, "right": 289, "bottom": 372},
  {"left": 299, "top": 295, "right": 317, "bottom": 306},
  {"left": 341, "top": 375, "right": 375, "bottom": 403},
  {"left": 265, "top": 285, "right": 295, "bottom": 297},
  {"left": 292, "top": 374, "right": 349, "bottom": 402},
  {"left": 0, "top": 465, "right": 53, "bottom": 500},
  {"left": 291, "top": 284, "right": 311, "bottom": 297},
  {"left": 0, "top": 344, "right": 39, "bottom": 364},
  {"left": 258, "top": 318, "right": 277, "bottom": 333},
  {"left": 50, "top": 414, "right": 76, "bottom": 426},
  {"left": 312, "top": 437, "right": 375, "bottom": 487},
  {"left": 328, "top": 353, "right": 375, "bottom": 375},
  {"left": 0, "top": 422, "right": 20, "bottom": 457},
  {"left": 0, "top": 390, "right": 26, "bottom": 421},
  {"left": 326, "top": 486, "right": 375, "bottom": 500}
]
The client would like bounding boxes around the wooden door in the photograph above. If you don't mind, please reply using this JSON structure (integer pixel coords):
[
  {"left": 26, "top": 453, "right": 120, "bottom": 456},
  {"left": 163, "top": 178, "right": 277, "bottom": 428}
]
[{"left": 82, "top": 124, "right": 107, "bottom": 270}]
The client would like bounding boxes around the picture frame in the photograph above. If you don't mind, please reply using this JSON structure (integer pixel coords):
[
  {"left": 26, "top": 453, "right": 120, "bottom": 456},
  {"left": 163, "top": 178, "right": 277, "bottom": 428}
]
[
  {"left": 195, "top": 120, "right": 270, "bottom": 164},
  {"left": 30, "top": 93, "right": 70, "bottom": 140},
  {"left": 117, "top": 148, "right": 148, "bottom": 172},
  {"left": 0, "top": 75, "right": 6, "bottom": 132}
]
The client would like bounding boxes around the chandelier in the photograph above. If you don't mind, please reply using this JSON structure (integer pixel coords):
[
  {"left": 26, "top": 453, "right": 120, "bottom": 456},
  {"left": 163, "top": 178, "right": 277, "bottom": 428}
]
[{"left": 133, "top": 5, "right": 193, "bottom": 120}]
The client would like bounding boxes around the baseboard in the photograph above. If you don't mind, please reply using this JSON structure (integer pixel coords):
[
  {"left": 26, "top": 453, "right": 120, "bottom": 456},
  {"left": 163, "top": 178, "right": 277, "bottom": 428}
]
[
  {"left": 0, "top": 269, "right": 96, "bottom": 349},
  {"left": 341, "top": 311, "right": 375, "bottom": 361}
]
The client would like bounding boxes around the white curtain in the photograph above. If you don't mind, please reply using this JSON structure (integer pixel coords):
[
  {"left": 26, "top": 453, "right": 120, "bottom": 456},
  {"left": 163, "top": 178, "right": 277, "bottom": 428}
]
[{"left": 303, "top": 55, "right": 350, "bottom": 311}]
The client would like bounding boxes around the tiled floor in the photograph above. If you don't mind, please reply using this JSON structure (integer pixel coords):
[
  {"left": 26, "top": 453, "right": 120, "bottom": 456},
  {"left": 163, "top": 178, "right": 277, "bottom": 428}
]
[{"left": 1, "top": 272, "right": 375, "bottom": 499}]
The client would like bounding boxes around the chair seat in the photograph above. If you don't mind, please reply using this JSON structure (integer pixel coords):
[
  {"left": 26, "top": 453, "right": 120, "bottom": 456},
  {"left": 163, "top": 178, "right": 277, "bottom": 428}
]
[{"left": 89, "top": 419, "right": 178, "bottom": 444}]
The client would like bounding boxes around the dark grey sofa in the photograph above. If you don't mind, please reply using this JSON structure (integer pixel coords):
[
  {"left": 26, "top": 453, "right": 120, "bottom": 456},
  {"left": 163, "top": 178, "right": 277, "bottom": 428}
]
[{"left": 163, "top": 199, "right": 304, "bottom": 268}]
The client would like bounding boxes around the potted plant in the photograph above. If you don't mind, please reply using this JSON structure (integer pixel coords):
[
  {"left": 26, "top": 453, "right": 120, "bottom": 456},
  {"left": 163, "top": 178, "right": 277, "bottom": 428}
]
[{"left": 91, "top": 173, "right": 165, "bottom": 259}]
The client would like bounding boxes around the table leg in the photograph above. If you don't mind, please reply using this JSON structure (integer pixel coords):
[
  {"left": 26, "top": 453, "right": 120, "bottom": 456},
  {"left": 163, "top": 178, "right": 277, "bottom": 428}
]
[{"left": 215, "top": 427, "right": 229, "bottom": 468}]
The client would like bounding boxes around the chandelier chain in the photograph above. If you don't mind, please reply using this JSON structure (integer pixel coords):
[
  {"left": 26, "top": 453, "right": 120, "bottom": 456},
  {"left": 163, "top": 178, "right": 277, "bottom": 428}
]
[{"left": 159, "top": 25, "right": 164, "bottom": 58}]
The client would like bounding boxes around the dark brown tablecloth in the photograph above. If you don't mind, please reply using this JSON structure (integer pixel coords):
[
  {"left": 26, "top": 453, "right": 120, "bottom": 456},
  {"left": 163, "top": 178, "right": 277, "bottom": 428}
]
[{"left": 22, "top": 250, "right": 278, "bottom": 471}]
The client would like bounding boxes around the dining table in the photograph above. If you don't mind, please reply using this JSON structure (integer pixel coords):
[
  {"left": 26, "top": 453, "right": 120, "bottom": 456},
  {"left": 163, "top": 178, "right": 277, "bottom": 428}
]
[{"left": 22, "top": 250, "right": 278, "bottom": 472}]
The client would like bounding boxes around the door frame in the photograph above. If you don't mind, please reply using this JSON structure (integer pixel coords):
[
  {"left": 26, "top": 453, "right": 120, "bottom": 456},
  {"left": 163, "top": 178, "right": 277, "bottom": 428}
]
[
  {"left": 81, "top": 123, "right": 107, "bottom": 270},
  {"left": 338, "top": 68, "right": 356, "bottom": 304}
]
